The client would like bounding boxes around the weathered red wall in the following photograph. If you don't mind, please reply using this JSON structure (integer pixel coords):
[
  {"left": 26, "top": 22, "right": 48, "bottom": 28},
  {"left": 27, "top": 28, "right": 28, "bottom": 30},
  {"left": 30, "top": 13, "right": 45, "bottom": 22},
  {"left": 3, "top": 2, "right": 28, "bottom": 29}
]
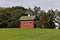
[{"left": 20, "top": 20, "right": 34, "bottom": 28}]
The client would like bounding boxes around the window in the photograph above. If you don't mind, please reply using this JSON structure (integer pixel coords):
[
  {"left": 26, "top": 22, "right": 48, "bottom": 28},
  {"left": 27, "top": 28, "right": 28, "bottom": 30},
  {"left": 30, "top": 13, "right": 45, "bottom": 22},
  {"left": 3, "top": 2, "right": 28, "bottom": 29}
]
[
  {"left": 21, "top": 21, "right": 32, "bottom": 25},
  {"left": 28, "top": 22, "right": 31, "bottom": 24},
  {"left": 21, "top": 22, "right": 27, "bottom": 24}
]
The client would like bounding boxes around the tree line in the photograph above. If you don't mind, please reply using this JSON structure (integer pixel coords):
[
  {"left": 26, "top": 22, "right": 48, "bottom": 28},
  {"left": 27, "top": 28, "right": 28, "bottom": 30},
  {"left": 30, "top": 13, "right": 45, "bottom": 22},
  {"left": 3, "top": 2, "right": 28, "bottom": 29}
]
[{"left": 0, "top": 6, "right": 60, "bottom": 29}]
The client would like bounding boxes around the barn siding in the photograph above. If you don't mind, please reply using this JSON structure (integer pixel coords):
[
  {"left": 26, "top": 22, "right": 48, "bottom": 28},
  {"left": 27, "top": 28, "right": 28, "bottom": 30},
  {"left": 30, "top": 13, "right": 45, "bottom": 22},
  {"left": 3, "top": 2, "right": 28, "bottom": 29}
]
[{"left": 20, "top": 20, "right": 34, "bottom": 28}]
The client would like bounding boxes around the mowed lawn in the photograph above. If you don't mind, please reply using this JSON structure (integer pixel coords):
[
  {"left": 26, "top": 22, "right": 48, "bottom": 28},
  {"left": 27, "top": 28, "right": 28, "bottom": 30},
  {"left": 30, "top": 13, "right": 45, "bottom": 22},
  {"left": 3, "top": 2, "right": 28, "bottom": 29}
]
[{"left": 0, "top": 28, "right": 60, "bottom": 40}]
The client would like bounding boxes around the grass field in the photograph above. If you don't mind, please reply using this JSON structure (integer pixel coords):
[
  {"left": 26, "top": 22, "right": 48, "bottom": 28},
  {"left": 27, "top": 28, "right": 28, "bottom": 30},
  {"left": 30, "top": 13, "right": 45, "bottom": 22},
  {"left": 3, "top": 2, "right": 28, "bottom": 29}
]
[{"left": 0, "top": 28, "right": 60, "bottom": 40}]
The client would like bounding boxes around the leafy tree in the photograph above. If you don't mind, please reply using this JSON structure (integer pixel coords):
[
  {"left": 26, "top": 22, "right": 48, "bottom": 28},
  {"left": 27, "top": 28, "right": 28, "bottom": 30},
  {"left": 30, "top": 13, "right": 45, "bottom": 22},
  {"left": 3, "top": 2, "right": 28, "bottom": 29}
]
[
  {"left": 46, "top": 9, "right": 56, "bottom": 28},
  {"left": 38, "top": 10, "right": 47, "bottom": 28},
  {"left": 33, "top": 6, "right": 41, "bottom": 16},
  {"left": 0, "top": 6, "right": 26, "bottom": 28}
]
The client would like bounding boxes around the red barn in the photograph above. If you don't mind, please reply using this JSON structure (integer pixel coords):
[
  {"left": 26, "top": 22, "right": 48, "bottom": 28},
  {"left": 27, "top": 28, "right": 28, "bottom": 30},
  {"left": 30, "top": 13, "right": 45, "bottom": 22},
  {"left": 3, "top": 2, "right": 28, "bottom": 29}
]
[{"left": 20, "top": 16, "right": 37, "bottom": 28}]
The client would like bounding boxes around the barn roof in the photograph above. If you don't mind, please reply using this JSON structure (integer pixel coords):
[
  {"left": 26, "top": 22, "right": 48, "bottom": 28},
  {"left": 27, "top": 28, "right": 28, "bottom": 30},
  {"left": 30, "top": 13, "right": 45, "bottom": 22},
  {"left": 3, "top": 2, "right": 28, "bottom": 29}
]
[{"left": 20, "top": 16, "right": 35, "bottom": 20}]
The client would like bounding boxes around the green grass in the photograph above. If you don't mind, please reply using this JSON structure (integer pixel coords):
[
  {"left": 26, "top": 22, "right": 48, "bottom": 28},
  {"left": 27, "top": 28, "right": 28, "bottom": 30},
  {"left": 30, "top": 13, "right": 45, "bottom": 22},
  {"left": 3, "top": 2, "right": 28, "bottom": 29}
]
[{"left": 0, "top": 28, "right": 60, "bottom": 40}]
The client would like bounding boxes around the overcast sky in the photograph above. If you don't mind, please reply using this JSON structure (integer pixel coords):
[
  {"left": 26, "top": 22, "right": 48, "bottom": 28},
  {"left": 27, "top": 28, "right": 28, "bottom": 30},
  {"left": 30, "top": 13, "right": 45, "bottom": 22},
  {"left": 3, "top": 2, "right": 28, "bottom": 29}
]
[{"left": 0, "top": 0, "right": 60, "bottom": 11}]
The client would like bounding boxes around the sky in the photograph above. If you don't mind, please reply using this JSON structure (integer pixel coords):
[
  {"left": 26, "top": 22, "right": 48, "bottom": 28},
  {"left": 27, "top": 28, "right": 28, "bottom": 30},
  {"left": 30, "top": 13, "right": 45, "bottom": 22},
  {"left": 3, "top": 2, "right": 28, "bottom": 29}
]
[{"left": 0, "top": 0, "right": 60, "bottom": 11}]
